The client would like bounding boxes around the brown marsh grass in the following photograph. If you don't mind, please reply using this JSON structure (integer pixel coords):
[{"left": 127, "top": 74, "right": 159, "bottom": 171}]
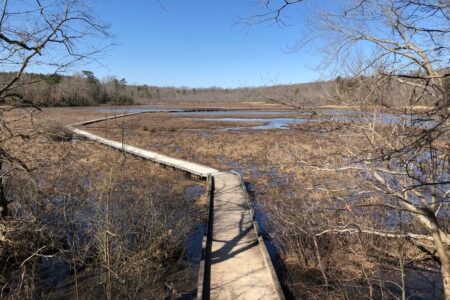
[
  {"left": 86, "top": 112, "right": 447, "bottom": 299},
  {"left": 1, "top": 109, "right": 206, "bottom": 299}
]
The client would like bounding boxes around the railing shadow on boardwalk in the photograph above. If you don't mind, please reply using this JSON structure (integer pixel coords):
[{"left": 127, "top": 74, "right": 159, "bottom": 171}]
[
  {"left": 210, "top": 213, "right": 258, "bottom": 265},
  {"left": 210, "top": 175, "right": 259, "bottom": 264}
]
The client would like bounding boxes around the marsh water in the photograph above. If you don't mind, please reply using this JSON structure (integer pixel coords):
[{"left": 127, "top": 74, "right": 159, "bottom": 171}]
[
  {"left": 200, "top": 110, "right": 436, "bottom": 130},
  {"left": 92, "top": 106, "right": 436, "bottom": 130},
  {"left": 86, "top": 105, "right": 443, "bottom": 298},
  {"left": 35, "top": 182, "right": 206, "bottom": 298}
]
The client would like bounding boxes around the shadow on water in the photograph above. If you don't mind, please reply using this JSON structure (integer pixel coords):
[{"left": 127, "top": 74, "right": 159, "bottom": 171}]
[
  {"left": 178, "top": 184, "right": 207, "bottom": 299},
  {"left": 183, "top": 184, "right": 207, "bottom": 262},
  {"left": 382, "top": 268, "right": 442, "bottom": 299},
  {"left": 35, "top": 256, "right": 72, "bottom": 295}
]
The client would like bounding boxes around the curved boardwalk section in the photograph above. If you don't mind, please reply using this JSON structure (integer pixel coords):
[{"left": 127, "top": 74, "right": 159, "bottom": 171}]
[
  {"left": 69, "top": 127, "right": 218, "bottom": 177},
  {"left": 66, "top": 112, "right": 284, "bottom": 300}
]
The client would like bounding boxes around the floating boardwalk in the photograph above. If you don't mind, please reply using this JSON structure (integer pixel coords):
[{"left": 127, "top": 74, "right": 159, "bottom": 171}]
[{"left": 66, "top": 111, "right": 284, "bottom": 300}]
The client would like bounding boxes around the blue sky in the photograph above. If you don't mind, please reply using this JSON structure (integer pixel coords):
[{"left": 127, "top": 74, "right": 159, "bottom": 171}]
[{"left": 89, "top": 0, "right": 322, "bottom": 88}]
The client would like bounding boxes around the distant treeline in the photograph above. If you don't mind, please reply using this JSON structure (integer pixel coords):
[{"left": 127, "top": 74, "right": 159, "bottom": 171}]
[
  {"left": 2, "top": 71, "right": 135, "bottom": 107},
  {"left": 1, "top": 71, "right": 336, "bottom": 107},
  {"left": 2, "top": 70, "right": 447, "bottom": 107}
]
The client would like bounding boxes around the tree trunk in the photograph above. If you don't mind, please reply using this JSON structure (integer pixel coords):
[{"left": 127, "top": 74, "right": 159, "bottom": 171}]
[
  {"left": 442, "top": 265, "right": 450, "bottom": 300},
  {"left": 429, "top": 214, "right": 450, "bottom": 299}
]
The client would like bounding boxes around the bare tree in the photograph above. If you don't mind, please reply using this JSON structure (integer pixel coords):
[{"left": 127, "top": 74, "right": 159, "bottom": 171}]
[
  {"left": 0, "top": 0, "right": 109, "bottom": 216},
  {"left": 250, "top": 0, "right": 450, "bottom": 297}
]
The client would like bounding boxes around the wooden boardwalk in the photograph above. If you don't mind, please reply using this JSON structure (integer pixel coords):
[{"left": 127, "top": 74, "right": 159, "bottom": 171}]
[
  {"left": 210, "top": 172, "right": 282, "bottom": 299},
  {"left": 66, "top": 113, "right": 284, "bottom": 300},
  {"left": 69, "top": 127, "right": 218, "bottom": 177}
]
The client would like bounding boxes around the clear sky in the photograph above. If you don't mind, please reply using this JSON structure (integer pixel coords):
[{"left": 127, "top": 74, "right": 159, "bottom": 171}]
[{"left": 89, "top": 0, "right": 322, "bottom": 88}]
